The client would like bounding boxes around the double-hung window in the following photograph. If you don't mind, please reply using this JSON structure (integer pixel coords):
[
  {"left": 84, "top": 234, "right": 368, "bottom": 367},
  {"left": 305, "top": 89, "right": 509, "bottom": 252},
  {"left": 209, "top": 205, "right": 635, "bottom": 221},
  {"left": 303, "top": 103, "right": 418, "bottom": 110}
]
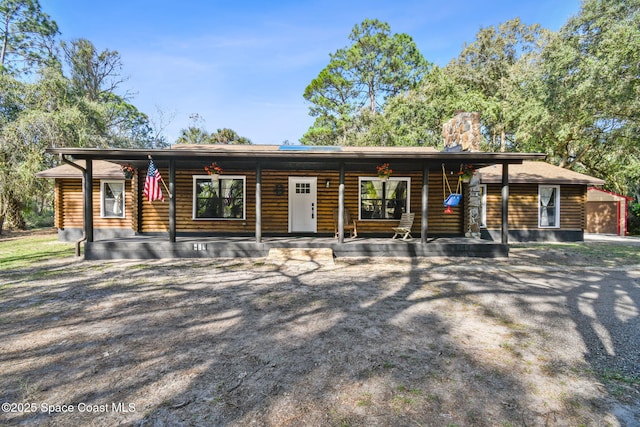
[
  {"left": 359, "top": 177, "right": 410, "bottom": 220},
  {"left": 100, "top": 180, "right": 125, "bottom": 218},
  {"left": 539, "top": 185, "right": 560, "bottom": 228},
  {"left": 193, "top": 175, "right": 246, "bottom": 219}
]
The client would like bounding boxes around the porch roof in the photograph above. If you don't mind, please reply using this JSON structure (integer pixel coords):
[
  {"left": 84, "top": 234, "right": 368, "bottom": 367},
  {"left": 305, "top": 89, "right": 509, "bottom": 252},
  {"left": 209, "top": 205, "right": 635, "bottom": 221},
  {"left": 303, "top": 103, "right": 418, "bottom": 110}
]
[
  {"left": 478, "top": 161, "right": 605, "bottom": 185},
  {"left": 35, "top": 160, "right": 122, "bottom": 179},
  {"left": 46, "top": 145, "right": 546, "bottom": 170}
]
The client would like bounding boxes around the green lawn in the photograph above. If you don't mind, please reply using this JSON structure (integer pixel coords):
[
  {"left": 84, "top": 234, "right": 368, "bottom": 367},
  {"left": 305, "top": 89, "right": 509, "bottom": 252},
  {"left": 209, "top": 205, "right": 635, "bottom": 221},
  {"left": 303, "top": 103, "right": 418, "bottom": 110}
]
[{"left": 0, "top": 231, "right": 75, "bottom": 272}]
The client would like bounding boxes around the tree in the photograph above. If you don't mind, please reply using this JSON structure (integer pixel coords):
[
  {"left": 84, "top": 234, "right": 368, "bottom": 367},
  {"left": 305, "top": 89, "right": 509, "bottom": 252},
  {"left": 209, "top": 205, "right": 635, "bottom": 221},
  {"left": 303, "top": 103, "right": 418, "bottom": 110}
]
[
  {"left": 175, "top": 126, "right": 252, "bottom": 145},
  {"left": 0, "top": 65, "right": 117, "bottom": 230},
  {"left": 517, "top": 0, "right": 640, "bottom": 195},
  {"left": 0, "top": 0, "right": 58, "bottom": 75},
  {"left": 62, "top": 38, "right": 126, "bottom": 102},
  {"left": 303, "top": 19, "right": 430, "bottom": 145},
  {"left": 369, "top": 65, "right": 488, "bottom": 147},
  {"left": 0, "top": 3, "right": 165, "bottom": 231},
  {"left": 446, "top": 18, "right": 547, "bottom": 151},
  {"left": 61, "top": 38, "right": 159, "bottom": 149},
  {"left": 210, "top": 128, "right": 251, "bottom": 144},
  {"left": 175, "top": 126, "right": 210, "bottom": 144}
]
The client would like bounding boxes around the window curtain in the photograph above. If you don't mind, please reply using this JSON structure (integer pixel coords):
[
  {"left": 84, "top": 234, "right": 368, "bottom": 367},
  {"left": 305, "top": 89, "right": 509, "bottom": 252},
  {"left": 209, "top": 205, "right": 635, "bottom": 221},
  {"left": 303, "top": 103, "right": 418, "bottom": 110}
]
[
  {"left": 109, "top": 183, "right": 123, "bottom": 215},
  {"left": 540, "top": 187, "right": 554, "bottom": 226}
]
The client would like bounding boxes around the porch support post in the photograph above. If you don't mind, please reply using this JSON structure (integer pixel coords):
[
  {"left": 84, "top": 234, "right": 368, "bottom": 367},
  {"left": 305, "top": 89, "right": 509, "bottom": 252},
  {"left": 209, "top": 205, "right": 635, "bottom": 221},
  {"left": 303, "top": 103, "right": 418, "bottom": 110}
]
[
  {"left": 83, "top": 159, "right": 93, "bottom": 243},
  {"left": 255, "top": 162, "right": 262, "bottom": 243},
  {"left": 169, "top": 159, "right": 176, "bottom": 243},
  {"left": 501, "top": 162, "right": 509, "bottom": 246},
  {"left": 338, "top": 162, "right": 345, "bottom": 244},
  {"left": 421, "top": 164, "right": 429, "bottom": 244}
]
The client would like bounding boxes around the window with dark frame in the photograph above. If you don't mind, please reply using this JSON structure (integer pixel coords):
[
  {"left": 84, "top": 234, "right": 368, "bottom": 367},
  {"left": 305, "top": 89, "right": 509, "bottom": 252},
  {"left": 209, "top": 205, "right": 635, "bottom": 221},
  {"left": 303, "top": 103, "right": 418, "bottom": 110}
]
[
  {"left": 194, "top": 176, "right": 245, "bottom": 219},
  {"left": 359, "top": 178, "right": 409, "bottom": 220}
]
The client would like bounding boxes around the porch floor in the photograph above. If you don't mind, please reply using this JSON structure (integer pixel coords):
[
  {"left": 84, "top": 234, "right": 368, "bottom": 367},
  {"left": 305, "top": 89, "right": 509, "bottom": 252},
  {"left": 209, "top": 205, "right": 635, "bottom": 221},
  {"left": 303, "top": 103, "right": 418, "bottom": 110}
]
[{"left": 84, "top": 235, "right": 508, "bottom": 260}]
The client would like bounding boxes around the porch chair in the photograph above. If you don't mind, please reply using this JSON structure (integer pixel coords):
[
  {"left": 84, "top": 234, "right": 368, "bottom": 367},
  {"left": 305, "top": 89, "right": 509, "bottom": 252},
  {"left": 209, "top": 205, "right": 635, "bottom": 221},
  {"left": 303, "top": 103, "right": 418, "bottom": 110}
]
[
  {"left": 392, "top": 213, "right": 415, "bottom": 240},
  {"left": 333, "top": 207, "right": 358, "bottom": 238}
]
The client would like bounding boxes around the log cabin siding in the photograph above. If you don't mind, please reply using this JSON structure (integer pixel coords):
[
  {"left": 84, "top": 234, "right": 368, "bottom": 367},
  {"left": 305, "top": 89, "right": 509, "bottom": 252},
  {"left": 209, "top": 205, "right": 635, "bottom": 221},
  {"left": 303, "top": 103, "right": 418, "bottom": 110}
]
[
  {"left": 51, "top": 167, "right": 588, "bottom": 239},
  {"left": 54, "top": 179, "right": 64, "bottom": 229},
  {"left": 58, "top": 179, "right": 83, "bottom": 229},
  {"left": 138, "top": 169, "right": 464, "bottom": 235},
  {"left": 559, "top": 185, "right": 586, "bottom": 229},
  {"left": 484, "top": 183, "right": 586, "bottom": 230},
  {"left": 56, "top": 178, "right": 134, "bottom": 230}
]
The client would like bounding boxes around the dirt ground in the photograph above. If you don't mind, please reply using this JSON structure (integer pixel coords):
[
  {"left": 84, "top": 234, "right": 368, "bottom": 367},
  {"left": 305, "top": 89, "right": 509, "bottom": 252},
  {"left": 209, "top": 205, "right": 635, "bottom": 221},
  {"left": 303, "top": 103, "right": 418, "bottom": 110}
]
[{"left": 1, "top": 239, "right": 639, "bottom": 426}]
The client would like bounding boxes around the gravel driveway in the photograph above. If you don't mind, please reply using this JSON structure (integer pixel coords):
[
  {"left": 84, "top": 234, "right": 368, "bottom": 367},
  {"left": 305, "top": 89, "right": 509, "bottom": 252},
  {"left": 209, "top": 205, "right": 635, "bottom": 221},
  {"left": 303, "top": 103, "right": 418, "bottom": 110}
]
[{"left": 1, "top": 240, "right": 639, "bottom": 426}]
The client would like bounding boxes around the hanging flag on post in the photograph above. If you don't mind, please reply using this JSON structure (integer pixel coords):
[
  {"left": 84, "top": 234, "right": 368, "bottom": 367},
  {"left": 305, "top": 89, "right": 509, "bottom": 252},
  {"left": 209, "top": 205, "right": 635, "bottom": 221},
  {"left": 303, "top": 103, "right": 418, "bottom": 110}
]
[{"left": 144, "top": 160, "right": 165, "bottom": 202}]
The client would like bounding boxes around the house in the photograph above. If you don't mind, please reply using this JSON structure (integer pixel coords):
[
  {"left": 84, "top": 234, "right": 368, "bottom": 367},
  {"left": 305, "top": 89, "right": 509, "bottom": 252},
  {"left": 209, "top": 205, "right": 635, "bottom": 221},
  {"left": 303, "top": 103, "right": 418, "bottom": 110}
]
[
  {"left": 477, "top": 162, "right": 605, "bottom": 242},
  {"left": 586, "top": 187, "right": 632, "bottom": 236},
  {"left": 37, "top": 144, "right": 604, "bottom": 259}
]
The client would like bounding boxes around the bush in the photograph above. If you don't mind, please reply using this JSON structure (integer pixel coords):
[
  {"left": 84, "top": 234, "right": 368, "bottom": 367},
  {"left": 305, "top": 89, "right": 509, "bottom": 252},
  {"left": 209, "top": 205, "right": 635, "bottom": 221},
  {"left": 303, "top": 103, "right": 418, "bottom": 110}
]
[
  {"left": 23, "top": 200, "right": 54, "bottom": 229},
  {"left": 628, "top": 202, "right": 640, "bottom": 236}
]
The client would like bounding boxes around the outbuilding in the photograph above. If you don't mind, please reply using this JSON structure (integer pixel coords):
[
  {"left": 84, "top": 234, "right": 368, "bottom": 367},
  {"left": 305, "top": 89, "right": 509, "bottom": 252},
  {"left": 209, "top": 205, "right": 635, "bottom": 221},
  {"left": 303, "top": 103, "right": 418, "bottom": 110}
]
[{"left": 586, "top": 187, "right": 632, "bottom": 236}]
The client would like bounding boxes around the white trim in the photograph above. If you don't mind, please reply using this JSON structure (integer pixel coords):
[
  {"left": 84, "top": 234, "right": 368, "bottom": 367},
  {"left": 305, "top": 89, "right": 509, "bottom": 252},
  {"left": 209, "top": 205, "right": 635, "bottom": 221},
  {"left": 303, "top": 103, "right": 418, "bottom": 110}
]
[
  {"left": 100, "top": 180, "right": 125, "bottom": 218},
  {"left": 192, "top": 175, "right": 246, "bottom": 220},
  {"left": 288, "top": 176, "right": 318, "bottom": 232},
  {"left": 538, "top": 185, "right": 560, "bottom": 228},
  {"left": 358, "top": 177, "right": 411, "bottom": 221}
]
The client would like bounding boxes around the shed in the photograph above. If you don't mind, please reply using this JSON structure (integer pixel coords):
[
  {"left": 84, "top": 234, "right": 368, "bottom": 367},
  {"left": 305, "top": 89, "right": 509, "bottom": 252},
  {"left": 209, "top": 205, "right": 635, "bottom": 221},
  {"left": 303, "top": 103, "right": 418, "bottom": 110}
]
[{"left": 586, "top": 187, "right": 632, "bottom": 236}]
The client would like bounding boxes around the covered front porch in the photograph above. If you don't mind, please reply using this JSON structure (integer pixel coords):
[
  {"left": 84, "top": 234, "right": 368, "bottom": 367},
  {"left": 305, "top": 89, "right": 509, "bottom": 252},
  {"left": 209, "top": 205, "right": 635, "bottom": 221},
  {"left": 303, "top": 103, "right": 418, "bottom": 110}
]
[
  {"left": 83, "top": 234, "right": 508, "bottom": 260},
  {"left": 45, "top": 145, "right": 546, "bottom": 260}
]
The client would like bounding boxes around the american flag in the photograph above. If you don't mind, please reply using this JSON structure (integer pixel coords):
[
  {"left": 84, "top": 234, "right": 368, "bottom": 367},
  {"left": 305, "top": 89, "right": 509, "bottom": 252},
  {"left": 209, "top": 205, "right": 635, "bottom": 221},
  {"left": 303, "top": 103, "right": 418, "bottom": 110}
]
[{"left": 143, "top": 160, "right": 164, "bottom": 202}]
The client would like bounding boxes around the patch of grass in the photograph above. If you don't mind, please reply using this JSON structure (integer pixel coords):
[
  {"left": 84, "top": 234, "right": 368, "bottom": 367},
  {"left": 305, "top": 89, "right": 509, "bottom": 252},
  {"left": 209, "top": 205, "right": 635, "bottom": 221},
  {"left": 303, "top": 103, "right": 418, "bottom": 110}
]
[
  {"left": 499, "top": 341, "right": 523, "bottom": 358},
  {"left": 0, "top": 231, "right": 74, "bottom": 272},
  {"left": 596, "top": 369, "right": 640, "bottom": 399},
  {"left": 599, "top": 369, "right": 640, "bottom": 386},
  {"left": 356, "top": 392, "right": 372, "bottom": 407},
  {"left": 513, "top": 242, "right": 640, "bottom": 265}
]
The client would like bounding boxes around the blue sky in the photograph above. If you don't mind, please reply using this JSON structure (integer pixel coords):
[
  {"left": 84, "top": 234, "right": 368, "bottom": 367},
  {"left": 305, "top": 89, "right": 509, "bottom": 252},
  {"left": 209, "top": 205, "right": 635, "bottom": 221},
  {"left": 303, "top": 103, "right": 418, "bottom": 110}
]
[{"left": 45, "top": 0, "right": 582, "bottom": 145}]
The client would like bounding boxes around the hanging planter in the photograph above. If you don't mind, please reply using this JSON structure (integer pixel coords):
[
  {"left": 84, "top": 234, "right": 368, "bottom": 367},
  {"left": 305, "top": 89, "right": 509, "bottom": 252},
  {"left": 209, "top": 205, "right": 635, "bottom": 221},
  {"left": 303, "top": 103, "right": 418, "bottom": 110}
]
[
  {"left": 376, "top": 163, "right": 392, "bottom": 182},
  {"left": 205, "top": 162, "right": 223, "bottom": 182},
  {"left": 120, "top": 163, "right": 135, "bottom": 180},
  {"left": 458, "top": 164, "right": 475, "bottom": 183}
]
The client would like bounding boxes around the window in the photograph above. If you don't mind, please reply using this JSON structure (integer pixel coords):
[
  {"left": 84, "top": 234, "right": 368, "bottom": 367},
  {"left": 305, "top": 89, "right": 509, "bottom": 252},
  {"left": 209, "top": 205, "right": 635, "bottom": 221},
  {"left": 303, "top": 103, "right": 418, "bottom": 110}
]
[
  {"left": 101, "top": 180, "right": 125, "bottom": 218},
  {"left": 193, "top": 175, "right": 245, "bottom": 219},
  {"left": 295, "top": 182, "right": 311, "bottom": 194},
  {"left": 359, "top": 177, "right": 410, "bottom": 220},
  {"left": 539, "top": 185, "right": 560, "bottom": 228}
]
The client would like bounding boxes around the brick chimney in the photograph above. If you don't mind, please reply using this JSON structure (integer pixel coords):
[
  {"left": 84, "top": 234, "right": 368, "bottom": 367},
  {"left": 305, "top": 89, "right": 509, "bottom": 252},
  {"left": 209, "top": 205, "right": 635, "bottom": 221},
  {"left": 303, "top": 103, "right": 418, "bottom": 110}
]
[{"left": 442, "top": 111, "right": 481, "bottom": 152}]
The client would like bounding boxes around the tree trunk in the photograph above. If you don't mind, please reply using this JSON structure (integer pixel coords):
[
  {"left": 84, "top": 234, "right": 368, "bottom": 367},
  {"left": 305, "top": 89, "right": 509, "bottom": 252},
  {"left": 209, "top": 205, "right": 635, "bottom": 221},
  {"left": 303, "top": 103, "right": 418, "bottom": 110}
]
[
  {"left": 1, "top": 14, "right": 10, "bottom": 68},
  {"left": 5, "top": 192, "right": 26, "bottom": 230}
]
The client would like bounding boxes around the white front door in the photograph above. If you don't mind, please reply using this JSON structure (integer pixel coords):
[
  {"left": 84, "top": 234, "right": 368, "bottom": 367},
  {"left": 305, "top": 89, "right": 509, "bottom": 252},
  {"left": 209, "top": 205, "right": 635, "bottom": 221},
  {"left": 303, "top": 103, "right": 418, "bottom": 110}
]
[{"left": 289, "top": 177, "right": 317, "bottom": 232}]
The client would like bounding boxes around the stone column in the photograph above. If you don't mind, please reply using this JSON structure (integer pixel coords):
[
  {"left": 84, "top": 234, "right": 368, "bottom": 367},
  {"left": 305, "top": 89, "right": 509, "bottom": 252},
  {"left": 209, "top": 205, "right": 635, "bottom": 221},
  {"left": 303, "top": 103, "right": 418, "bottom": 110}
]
[{"left": 465, "top": 173, "right": 482, "bottom": 239}]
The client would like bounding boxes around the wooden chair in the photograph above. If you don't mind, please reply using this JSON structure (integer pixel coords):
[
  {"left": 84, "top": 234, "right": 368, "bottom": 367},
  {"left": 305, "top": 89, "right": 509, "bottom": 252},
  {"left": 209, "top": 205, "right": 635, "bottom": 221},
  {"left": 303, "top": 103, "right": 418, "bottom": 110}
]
[
  {"left": 392, "top": 213, "right": 415, "bottom": 240},
  {"left": 333, "top": 207, "right": 358, "bottom": 238}
]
